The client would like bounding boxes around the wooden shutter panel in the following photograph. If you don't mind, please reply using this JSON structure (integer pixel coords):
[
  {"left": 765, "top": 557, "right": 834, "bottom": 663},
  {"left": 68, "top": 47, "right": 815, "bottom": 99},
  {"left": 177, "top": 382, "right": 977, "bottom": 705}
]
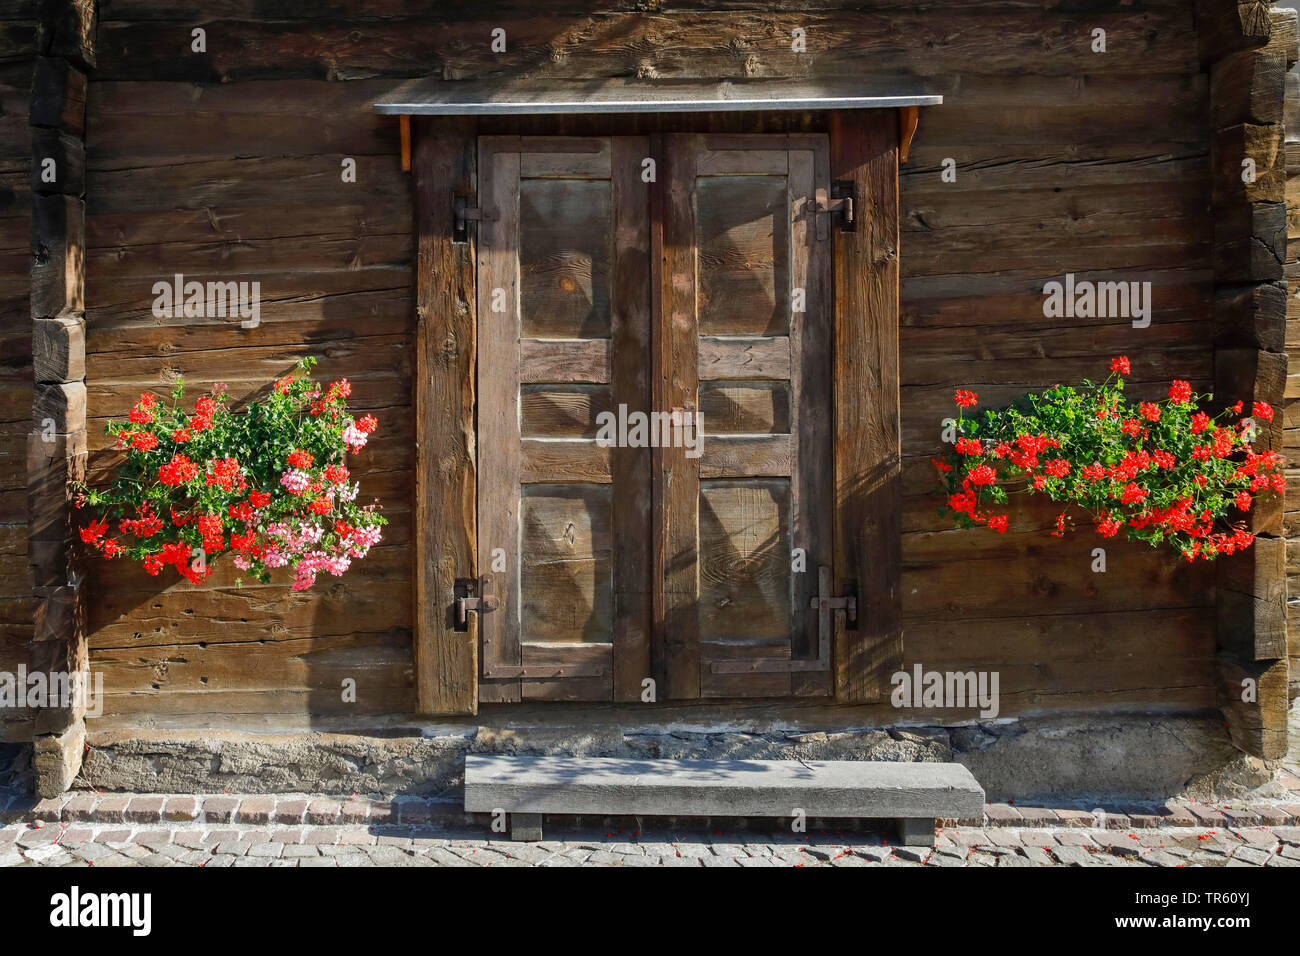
[
  {"left": 658, "top": 134, "right": 835, "bottom": 700},
  {"left": 476, "top": 136, "right": 651, "bottom": 703}
]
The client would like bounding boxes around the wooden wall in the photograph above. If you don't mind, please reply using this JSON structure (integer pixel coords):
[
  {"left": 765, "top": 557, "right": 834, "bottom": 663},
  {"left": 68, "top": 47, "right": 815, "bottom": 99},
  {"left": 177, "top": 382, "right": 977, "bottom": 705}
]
[
  {"left": 0, "top": 1, "right": 37, "bottom": 742},
  {"left": 74, "top": 0, "right": 1221, "bottom": 725}
]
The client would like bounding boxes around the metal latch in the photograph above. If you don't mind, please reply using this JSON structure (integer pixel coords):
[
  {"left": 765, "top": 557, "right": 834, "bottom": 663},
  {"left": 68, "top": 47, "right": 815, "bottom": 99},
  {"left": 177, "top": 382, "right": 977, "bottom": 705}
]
[
  {"left": 456, "top": 574, "right": 499, "bottom": 626},
  {"left": 809, "top": 565, "right": 856, "bottom": 623},
  {"left": 453, "top": 197, "right": 496, "bottom": 242},
  {"left": 815, "top": 183, "right": 855, "bottom": 239}
]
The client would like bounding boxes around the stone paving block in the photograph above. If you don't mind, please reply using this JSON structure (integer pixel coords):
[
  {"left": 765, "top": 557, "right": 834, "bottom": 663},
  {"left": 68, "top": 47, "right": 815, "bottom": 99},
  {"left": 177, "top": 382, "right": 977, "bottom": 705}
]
[
  {"left": 281, "top": 844, "right": 321, "bottom": 858},
  {"left": 94, "top": 796, "right": 130, "bottom": 823},
  {"left": 1254, "top": 806, "right": 1288, "bottom": 826},
  {"left": 1188, "top": 804, "right": 1228, "bottom": 827},
  {"left": 1221, "top": 807, "right": 1261, "bottom": 828},
  {"left": 1052, "top": 809, "right": 1095, "bottom": 827},
  {"left": 61, "top": 794, "right": 98, "bottom": 822},
  {"left": 162, "top": 797, "right": 199, "bottom": 822},
  {"left": 307, "top": 800, "right": 339, "bottom": 825},
  {"left": 66, "top": 842, "right": 115, "bottom": 862},
  {"left": 340, "top": 800, "right": 369, "bottom": 824},
  {"left": 305, "top": 828, "right": 340, "bottom": 844},
  {"left": 202, "top": 797, "right": 238, "bottom": 824},
  {"left": 396, "top": 800, "right": 432, "bottom": 825},
  {"left": 124, "top": 796, "right": 164, "bottom": 824},
  {"left": 214, "top": 841, "right": 249, "bottom": 856},
  {"left": 246, "top": 842, "right": 284, "bottom": 858},
  {"left": 32, "top": 796, "right": 68, "bottom": 822},
  {"left": 271, "top": 829, "right": 305, "bottom": 844},
  {"left": 275, "top": 799, "right": 308, "bottom": 825},
  {"left": 93, "top": 829, "right": 132, "bottom": 844},
  {"left": 338, "top": 830, "right": 377, "bottom": 845},
  {"left": 1049, "top": 844, "right": 1093, "bottom": 866},
  {"left": 945, "top": 828, "right": 991, "bottom": 847},
  {"left": 1021, "top": 845, "right": 1055, "bottom": 866},
  {"left": 1161, "top": 804, "right": 1198, "bottom": 827},
  {"left": 1228, "top": 847, "right": 1271, "bottom": 866},
  {"left": 297, "top": 857, "right": 338, "bottom": 867},
  {"left": 16, "top": 827, "right": 59, "bottom": 847},
  {"left": 1232, "top": 828, "right": 1278, "bottom": 846},
  {"left": 367, "top": 800, "right": 396, "bottom": 825},
  {"left": 204, "top": 854, "right": 235, "bottom": 868},
  {"left": 239, "top": 830, "right": 271, "bottom": 843},
  {"left": 983, "top": 804, "right": 1022, "bottom": 825},
  {"left": 997, "top": 852, "right": 1033, "bottom": 866},
  {"left": 238, "top": 797, "right": 275, "bottom": 825},
  {"left": 986, "top": 830, "right": 1022, "bottom": 848},
  {"left": 1010, "top": 808, "right": 1058, "bottom": 826}
]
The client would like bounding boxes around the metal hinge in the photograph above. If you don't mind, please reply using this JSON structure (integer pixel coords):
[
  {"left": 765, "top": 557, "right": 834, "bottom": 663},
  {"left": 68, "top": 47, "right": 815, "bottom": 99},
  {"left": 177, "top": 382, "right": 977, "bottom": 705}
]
[
  {"left": 815, "top": 183, "right": 855, "bottom": 239},
  {"left": 456, "top": 574, "right": 499, "bottom": 626}
]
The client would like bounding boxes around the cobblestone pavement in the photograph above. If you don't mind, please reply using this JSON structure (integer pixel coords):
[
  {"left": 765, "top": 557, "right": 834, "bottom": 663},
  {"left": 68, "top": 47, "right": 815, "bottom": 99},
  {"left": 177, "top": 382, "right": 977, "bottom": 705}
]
[{"left": 3, "top": 819, "right": 1300, "bottom": 867}]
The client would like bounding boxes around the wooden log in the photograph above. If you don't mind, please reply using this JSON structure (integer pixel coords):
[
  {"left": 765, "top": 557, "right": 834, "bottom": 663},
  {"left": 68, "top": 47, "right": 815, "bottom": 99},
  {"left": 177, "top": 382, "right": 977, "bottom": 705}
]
[
  {"left": 29, "top": 127, "right": 84, "bottom": 197},
  {"left": 37, "top": 0, "right": 96, "bottom": 71},
  {"left": 30, "top": 55, "right": 85, "bottom": 134},
  {"left": 31, "top": 193, "right": 84, "bottom": 318},
  {"left": 32, "top": 582, "right": 83, "bottom": 644},
  {"left": 32, "top": 315, "right": 84, "bottom": 383},
  {"left": 1212, "top": 48, "right": 1287, "bottom": 127},
  {"left": 831, "top": 110, "right": 901, "bottom": 703},
  {"left": 1214, "top": 200, "right": 1286, "bottom": 281},
  {"left": 412, "top": 116, "right": 477, "bottom": 715},
  {"left": 1212, "top": 123, "right": 1283, "bottom": 208},
  {"left": 1195, "top": 0, "right": 1272, "bottom": 64},
  {"left": 1215, "top": 345, "right": 1288, "bottom": 407},
  {"left": 31, "top": 380, "right": 85, "bottom": 434},
  {"left": 1216, "top": 653, "right": 1289, "bottom": 759},
  {"left": 1213, "top": 280, "right": 1286, "bottom": 352},
  {"left": 91, "top": 10, "right": 1198, "bottom": 82},
  {"left": 1218, "top": 535, "right": 1287, "bottom": 660}
]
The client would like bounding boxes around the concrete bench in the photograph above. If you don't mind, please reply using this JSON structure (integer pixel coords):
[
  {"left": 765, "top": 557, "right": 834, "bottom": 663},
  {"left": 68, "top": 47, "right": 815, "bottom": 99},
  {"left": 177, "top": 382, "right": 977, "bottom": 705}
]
[{"left": 464, "top": 755, "right": 984, "bottom": 846}]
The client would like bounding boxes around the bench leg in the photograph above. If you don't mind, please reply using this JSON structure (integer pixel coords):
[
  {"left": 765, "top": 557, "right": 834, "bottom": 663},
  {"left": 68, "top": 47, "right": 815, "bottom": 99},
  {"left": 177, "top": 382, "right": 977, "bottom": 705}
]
[
  {"left": 896, "top": 817, "right": 935, "bottom": 847},
  {"left": 511, "top": 813, "right": 543, "bottom": 842}
]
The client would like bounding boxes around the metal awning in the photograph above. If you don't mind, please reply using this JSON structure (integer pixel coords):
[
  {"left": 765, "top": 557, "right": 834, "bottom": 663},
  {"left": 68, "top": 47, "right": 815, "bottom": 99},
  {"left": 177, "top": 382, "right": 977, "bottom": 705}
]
[{"left": 373, "top": 77, "right": 941, "bottom": 115}]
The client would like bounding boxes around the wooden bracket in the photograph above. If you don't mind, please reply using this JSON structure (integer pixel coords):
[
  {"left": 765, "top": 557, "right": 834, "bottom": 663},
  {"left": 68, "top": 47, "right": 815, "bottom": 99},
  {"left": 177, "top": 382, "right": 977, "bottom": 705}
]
[
  {"left": 898, "top": 105, "right": 920, "bottom": 164},
  {"left": 400, "top": 114, "right": 411, "bottom": 172}
]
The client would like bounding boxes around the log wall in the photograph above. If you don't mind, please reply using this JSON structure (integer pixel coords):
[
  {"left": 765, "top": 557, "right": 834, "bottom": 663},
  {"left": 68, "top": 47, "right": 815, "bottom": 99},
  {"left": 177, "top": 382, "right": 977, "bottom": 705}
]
[
  {"left": 0, "top": 0, "right": 37, "bottom": 742},
  {"left": 65, "top": 1, "right": 1230, "bottom": 726}
]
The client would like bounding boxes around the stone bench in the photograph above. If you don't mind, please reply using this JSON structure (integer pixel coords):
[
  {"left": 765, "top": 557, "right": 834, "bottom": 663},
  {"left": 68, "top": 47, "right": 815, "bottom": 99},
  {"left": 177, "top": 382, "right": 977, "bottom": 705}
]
[{"left": 463, "top": 755, "right": 985, "bottom": 845}]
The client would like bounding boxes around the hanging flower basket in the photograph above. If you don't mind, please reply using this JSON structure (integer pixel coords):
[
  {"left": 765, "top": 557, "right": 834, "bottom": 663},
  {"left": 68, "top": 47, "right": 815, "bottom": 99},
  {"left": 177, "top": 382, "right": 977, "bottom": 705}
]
[
  {"left": 934, "top": 356, "right": 1285, "bottom": 562},
  {"left": 74, "top": 357, "right": 385, "bottom": 589}
]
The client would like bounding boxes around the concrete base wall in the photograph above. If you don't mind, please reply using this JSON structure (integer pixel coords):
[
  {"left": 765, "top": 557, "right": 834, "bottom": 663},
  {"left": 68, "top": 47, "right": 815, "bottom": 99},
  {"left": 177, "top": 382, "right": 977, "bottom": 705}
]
[{"left": 61, "top": 712, "right": 1289, "bottom": 803}]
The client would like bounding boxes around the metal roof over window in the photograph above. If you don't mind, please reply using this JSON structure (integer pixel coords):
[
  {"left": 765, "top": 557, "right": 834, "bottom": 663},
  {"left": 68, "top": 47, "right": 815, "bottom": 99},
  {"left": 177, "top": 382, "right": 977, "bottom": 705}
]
[{"left": 373, "top": 77, "right": 942, "bottom": 115}]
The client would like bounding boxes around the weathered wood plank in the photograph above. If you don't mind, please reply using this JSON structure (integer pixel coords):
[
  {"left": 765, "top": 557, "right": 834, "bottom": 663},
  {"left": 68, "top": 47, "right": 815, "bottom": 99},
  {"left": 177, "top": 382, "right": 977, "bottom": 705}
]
[
  {"left": 610, "top": 135, "right": 652, "bottom": 702},
  {"left": 831, "top": 111, "right": 901, "bottom": 704},
  {"left": 476, "top": 138, "right": 522, "bottom": 703},
  {"left": 660, "top": 133, "right": 700, "bottom": 700},
  {"left": 413, "top": 116, "right": 478, "bottom": 715}
]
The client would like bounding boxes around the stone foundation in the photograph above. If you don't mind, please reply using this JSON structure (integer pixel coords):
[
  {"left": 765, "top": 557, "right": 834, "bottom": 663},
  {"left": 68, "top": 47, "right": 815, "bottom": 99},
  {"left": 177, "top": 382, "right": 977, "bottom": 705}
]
[{"left": 65, "top": 712, "right": 1287, "bottom": 803}]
